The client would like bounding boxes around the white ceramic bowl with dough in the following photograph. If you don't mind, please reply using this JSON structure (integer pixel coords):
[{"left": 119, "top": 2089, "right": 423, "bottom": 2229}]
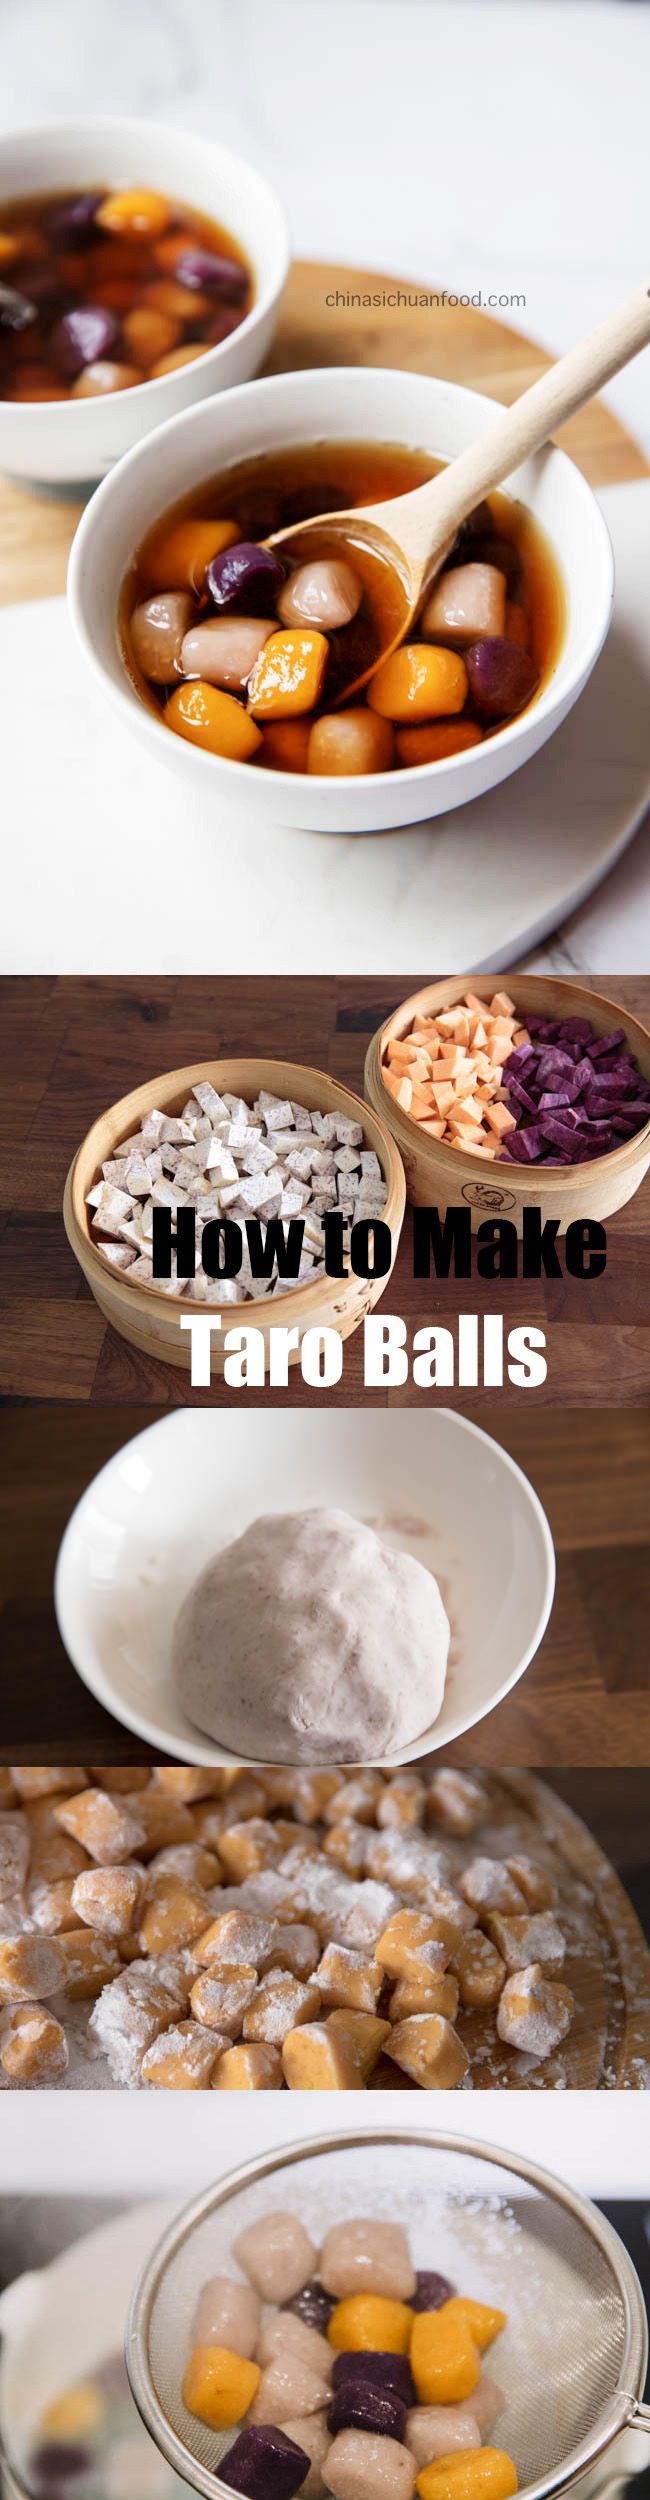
[
  {"left": 67, "top": 360, "right": 613, "bottom": 831},
  {"left": 0, "top": 119, "right": 289, "bottom": 486},
  {"left": 54, "top": 1407, "right": 555, "bottom": 1766}
]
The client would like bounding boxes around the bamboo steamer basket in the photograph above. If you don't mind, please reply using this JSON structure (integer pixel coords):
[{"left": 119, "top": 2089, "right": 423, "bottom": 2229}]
[
  {"left": 63, "top": 1057, "right": 406, "bottom": 1371},
  {"left": 365, "top": 975, "right": 650, "bottom": 1234}
]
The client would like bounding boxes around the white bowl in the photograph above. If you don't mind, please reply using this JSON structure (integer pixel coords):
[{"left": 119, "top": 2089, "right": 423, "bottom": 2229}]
[
  {"left": 67, "top": 361, "right": 614, "bottom": 832},
  {"left": 54, "top": 1407, "right": 555, "bottom": 1766},
  {"left": 0, "top": 118, "right": 289, "bottom": 486},
  {"left": 0, "top": 2202, "right": 176, "bottom": 2500}
]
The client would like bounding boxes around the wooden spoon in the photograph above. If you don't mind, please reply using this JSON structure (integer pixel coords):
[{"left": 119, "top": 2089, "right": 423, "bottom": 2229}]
[{"left": 266, "top": 283, "right": 650, "bottom": 701}]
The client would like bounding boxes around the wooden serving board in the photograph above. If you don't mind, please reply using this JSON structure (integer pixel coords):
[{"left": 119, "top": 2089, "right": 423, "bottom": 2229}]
[
  {"left": 0, "top": 256, "right": 647, "bottom": 609},
  {"left": 369, "top": 1769, "right": 650, "bottom": 2095}
]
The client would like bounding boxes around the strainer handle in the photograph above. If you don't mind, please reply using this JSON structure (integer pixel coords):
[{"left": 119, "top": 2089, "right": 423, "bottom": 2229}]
[
  {"left": 628, "top": 2398, "right": 650, "bottom": 2432},
  {"left": 583, "top": 2405, "right": 650, "bottom": 2500}
]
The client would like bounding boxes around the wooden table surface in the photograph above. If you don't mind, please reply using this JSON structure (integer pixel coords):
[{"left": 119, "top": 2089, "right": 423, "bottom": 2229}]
[
  {"left": 0, "top": 1404, "right": 648, "bottom": 1766},
  {"left": 1, "top": 976, "right": 649, "bottom": 1409}
]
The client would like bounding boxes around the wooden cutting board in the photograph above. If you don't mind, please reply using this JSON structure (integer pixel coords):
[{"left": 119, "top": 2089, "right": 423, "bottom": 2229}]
[
  {"left": 369, "top": 1770, "right": 650, "bottom": 2094},
  {"left": 0, "top": 256, "right": 647, "bottom": 608}
]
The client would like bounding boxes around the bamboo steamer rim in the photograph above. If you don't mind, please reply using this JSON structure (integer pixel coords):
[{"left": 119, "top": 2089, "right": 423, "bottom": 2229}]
[
  {"left": 366, "top": 972, "right": 650, "bottom": 1190},
  {"left": 65, "top": 1054, "right": 406, "bottom": 1326}
]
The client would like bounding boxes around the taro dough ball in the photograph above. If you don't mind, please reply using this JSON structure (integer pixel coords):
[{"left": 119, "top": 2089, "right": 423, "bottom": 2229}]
[{"left": 171, "top": 1506, "right": 450, "bottom": 1761}]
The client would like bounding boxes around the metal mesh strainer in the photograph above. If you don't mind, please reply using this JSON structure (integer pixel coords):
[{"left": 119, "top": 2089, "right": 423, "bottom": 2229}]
[{"left": 125, "top": 2131, "right": 650, "bottom": 2500}]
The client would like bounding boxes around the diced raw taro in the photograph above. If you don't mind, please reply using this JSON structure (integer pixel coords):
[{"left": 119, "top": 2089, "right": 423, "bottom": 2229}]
[
  {"left": 223, "top": 2421, "right": 310, "bottom": 2500},
  {"left": 206, "top": 541, "right": 286, "bottom": 613},
  {"left": 285, "top": 2280, "right": 336, "bottom": 2334},
  {"left": 174, "top": 247, "right": 248, "bottom": 300},
  {"left": 332, "top": 2355, "right": 415, "bottom": 2408},
  {"left": 465, "top": 637, "right": 538, "bottom": 721},
  {"left": 411, "top": 2270, "right": 456, "bottom": 2313},
  {"left": 52, "top": 304, "right": 120, "bottom": 375},
  {"left": 328, "top": 2383, "right": 407, "bottom": 2440}
]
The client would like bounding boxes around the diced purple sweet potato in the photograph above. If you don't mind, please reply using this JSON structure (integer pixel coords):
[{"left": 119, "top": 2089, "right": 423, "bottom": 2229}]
[{"left": 495, "top": 1009, "right": 649, "bottom": 1167}]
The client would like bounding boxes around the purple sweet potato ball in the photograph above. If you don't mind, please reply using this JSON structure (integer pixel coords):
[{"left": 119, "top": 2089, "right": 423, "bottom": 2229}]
[
  {"left": 206, "top": 539, "right": 286, "bottom": 613},
  {"left": 175, "top": 247, "right": 248, "bottom": 301},
  {"left": 51, "top": 303, "right": 120, "bottom": 376},
  {"left": 465, "top": 636, "right": 538, "bottom": 722}
]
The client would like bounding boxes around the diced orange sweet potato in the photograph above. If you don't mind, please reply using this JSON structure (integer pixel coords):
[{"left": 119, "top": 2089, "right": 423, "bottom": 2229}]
[
  {"left": 384, "top": 1071, "right": 413, "bottom": 1112},
  {"left": 483, "top": 1101, "right": 516, "bottom": 1137}
]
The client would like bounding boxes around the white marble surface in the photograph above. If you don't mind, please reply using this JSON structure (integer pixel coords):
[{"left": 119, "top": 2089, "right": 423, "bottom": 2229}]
[{"left": 2, "top": 0, "right": 649, "bottom": 968}]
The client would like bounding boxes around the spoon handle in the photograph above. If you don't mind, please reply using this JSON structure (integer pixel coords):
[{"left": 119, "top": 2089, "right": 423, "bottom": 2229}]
[{"left": 389, "top": 283, "right": 650, "bottom": 565}]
